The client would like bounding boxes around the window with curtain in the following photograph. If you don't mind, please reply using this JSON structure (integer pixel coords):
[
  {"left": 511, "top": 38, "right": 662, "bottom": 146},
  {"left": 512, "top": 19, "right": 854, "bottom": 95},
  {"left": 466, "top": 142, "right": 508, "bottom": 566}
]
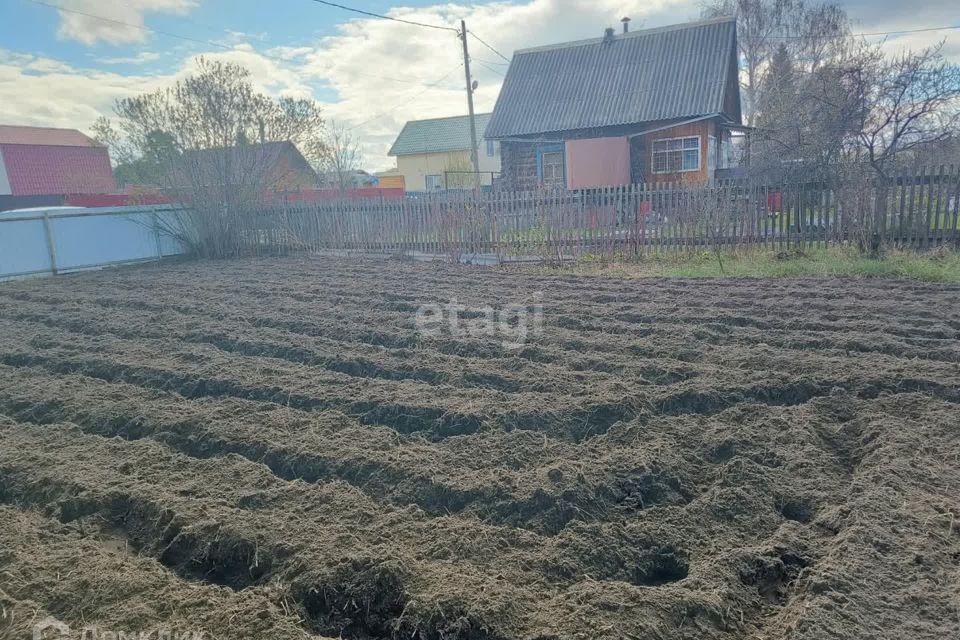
[
  {"left": 651, "top": 136, "right": 701, "bottom": 173},
  {"left": 425, "top": 174, "right": 443, "bottom": 190}
]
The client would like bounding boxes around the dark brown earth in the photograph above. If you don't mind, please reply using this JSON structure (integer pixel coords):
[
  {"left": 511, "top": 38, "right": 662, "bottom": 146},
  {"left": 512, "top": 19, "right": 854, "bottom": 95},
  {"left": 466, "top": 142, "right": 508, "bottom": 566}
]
[{"left": 0, "top": 256, "right": 958, "bottom": 640}]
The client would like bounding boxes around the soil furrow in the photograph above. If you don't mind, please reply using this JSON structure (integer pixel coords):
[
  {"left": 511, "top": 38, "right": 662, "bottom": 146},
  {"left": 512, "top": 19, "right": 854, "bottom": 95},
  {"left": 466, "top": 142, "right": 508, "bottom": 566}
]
[{"left": 2, "top": 255, "right": 959, "bottom": 640}]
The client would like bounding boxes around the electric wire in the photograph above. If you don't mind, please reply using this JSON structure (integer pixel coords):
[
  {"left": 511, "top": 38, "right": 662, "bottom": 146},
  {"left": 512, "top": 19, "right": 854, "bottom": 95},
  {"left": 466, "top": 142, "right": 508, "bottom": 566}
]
[
  {"left": 22, "top": 0, "right": 460, "bottom": 88},
  {"left": 305, "top": 0, "right": 458, "bottom": 33},
  {"left": 467, "top": 30, "right": 511, "bottom": 62}
]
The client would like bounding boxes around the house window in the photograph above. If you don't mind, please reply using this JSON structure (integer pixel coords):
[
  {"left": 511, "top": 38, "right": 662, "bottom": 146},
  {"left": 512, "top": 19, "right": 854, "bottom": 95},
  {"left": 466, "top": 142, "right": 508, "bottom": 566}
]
[
  {"left": 534, "top": 150, "right": 564, "bottom": 189},
  {"left": 542, "top": 152, "right": 564, "bottom": 183},
  {"left": 651, "top": 136, "right": 701, "bottom": 174},
  {"left": 485, "top": 140, "right": 498, "bottom": 157},
  {"left": 425, "top": 174, "right": 443, "bottom": 190}
]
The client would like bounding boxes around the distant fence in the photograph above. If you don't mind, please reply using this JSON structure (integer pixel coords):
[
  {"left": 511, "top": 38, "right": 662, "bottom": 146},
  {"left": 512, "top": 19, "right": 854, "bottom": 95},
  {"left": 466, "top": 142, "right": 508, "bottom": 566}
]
[
  {"left": 4, "top": 169, "right": 958, "bottom": 280},
  {"left": 0, "top": 205, "right": 184, "bottom": 280},
  {"left": 263, "top": 167, "right": 960, "bottom": 259}
]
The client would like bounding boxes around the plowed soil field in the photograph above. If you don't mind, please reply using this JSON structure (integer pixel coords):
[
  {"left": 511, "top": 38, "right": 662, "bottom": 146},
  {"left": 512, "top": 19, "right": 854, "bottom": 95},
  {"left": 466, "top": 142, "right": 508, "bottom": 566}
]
[{"left": 1, "top": 256, "right": 959, "bottom": 640}]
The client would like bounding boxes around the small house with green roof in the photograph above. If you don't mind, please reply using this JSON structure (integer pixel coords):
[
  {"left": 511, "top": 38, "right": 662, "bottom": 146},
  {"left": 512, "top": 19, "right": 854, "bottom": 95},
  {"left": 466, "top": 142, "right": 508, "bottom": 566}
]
[{"left": 387, "top": 113, "right": 500, "bottom": 192}]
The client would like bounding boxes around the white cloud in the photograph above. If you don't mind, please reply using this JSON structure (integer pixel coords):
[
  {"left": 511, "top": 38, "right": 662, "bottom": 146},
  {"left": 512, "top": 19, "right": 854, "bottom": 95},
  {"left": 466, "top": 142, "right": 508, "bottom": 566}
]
[
  {"left": 0, "top": 51, "right": 162, "bottom": 129},
  {"left": 0, "top": 45, "right": 310, "bottom": 134},
  {"left": 265, "top": 46, "right": 314, "bottom": 60},
  {"left": 301, "top": 0, "right": 693, "bottom": 169},
  {"left": 55, "top": 0, "right": 197, "bottom": 45},
  {"left": 840, "top": 0, "right": 957, "bottom": 32},
  {"left": 875, "top": 31, "right": 960, "bottom": 64},
  {"left": 832, "top": 0, "right": 960, "bottom": 62},
  {"left": 7, "top": 0, "right": 698, "bottom": 171},
  {"left": 8, "top": 0, "right": 953, "bottom": 173},
  {"left": 224, "top": 29, "right": 267, "bottom": 43},
  {"left": 96, "top": 51, "right": 163, "bottom": 65}
]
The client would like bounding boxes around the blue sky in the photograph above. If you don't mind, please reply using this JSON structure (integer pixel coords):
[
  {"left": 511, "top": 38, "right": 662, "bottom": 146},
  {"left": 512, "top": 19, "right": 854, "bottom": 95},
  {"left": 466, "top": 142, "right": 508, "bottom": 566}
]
[
  {"left": 3, "top": 1, "right": 424, "bottom": 57},
  {"left": 2, "top": 0, "right": 456, "bottom": 100},
  {"left": 1, "top": 0, "right": 957, "bottom": 169}
]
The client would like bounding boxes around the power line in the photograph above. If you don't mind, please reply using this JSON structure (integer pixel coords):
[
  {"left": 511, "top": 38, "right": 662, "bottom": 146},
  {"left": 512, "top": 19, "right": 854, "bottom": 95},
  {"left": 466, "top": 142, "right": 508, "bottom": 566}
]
[
  {"left": 108, "top": 0, "right": 247, "bottom": 37},
  {"left": 468, "top": 30, "right": 510, "bottom": 62},
  {"left": 855, "top": 24, "right": 960, "bottom": 38},
  {"left": 474, "top": 59, "right": 505, "bottom": 77},
  {"left": 473, "top": 57, "right": 508, "bottom": 66},
  {"left": 767, "top": 24, "right": 960, "bottom": 40},
  {"left": 23, "top": 0, "right": 458, "bottom": 88},
  {"left": 305, "top": 0, "right": 459, "bottom": 33},
  {"left": 348, "top": 64, "right": 463, "bottom": 131}
]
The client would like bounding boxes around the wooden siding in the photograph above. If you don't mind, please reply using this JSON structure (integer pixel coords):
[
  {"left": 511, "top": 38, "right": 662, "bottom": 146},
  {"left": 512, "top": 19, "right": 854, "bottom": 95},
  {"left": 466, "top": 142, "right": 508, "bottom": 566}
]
[
  {"left": 635, "top": 120, "right": 716, "bottom": 184},
  {"left": 500, "top": 117, "right": 727, "bottom": 191},
  {"left": 499, "top": 141, "right": 541, "bottom": 191}
]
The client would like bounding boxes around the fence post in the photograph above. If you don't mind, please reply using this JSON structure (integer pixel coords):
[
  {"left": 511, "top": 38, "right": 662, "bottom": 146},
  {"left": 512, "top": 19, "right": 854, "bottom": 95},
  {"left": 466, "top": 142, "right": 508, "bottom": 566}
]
[
  {"left": 152, "top": 211, "right": 164, "bottom": 260},
  {"left": 41, "top": 209, "right": 59, "bottom": 276}
]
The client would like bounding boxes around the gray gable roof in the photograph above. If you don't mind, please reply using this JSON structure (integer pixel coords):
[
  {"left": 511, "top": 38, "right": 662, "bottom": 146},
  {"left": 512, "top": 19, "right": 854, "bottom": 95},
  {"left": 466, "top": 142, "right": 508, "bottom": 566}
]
[
  {"left": 485, "top": 17, "right": 738, "bottom": 139},
  {"left": 389, "top": 113, "right": 493, "bottom": 156}
]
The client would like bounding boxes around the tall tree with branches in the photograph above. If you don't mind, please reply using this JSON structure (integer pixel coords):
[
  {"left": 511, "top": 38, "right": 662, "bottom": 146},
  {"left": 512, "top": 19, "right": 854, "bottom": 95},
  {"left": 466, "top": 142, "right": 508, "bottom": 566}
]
[
  {"left": 702, "top": 0, "right": 850, "bottom": 126},
  {"left": 316, "top": 121, "right": 364, "bottom": 193},
  {"left": 95, "top": 58, "right": 326, "bottom": 257},
  {"left": 841, "top": 43, "right": 960, "bottom": 179}
]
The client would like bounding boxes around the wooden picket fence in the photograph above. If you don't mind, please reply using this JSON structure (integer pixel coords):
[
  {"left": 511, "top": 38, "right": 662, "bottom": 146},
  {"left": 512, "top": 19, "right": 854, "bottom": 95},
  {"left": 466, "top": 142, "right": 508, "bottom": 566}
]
[{"left": 253, "top": 167, "right": 960, "bottom": 260}]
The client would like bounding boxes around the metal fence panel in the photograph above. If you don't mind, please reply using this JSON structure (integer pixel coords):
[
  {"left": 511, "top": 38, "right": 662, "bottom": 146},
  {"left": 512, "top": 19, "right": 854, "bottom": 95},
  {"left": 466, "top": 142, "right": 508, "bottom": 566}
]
[
  {"left": 155, "top": 210, "right": 186, "bottom": 257},
  {"left": 0, "top": 205, "right": 185, "bottom": 280},
  {"left": 0, "top": 218, "right": 52, "bottom": 277},
  {"left": 50, "top": 211, "right": 161, "bottom": 271}
]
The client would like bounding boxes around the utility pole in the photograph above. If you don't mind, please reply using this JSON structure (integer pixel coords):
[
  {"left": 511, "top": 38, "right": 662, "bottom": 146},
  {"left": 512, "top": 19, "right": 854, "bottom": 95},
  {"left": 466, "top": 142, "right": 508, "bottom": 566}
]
[{"left": 460, "top": 19, "right": 481, "bottom": 190}]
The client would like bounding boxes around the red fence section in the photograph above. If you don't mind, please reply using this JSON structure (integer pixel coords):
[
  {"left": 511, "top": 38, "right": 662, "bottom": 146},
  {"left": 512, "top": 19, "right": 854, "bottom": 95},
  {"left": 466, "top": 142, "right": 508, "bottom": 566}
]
[
  {"left": 63, "top": 188, "right": 406, "bottom": 209},
  {"left": 66, "top": 193, "right": 173, "bottom": 207},
  {"left": 278, "top": 188, "right": 406, "bottom": 203}
]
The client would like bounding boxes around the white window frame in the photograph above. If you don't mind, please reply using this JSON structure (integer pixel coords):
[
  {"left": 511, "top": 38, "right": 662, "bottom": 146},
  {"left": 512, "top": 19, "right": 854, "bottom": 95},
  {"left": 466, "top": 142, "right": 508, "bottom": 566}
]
[
  {"left": 485, "top": 139, "right": 498, "bottom": 157},
  {"left": 651, "top": 136, "right": 701, "bottom": 174},
  {"left": 541, "top": 151, "right": 565, "bottom": 184},
  {"left": 425, "top": 174, "right": 443, "bottom": 190}
]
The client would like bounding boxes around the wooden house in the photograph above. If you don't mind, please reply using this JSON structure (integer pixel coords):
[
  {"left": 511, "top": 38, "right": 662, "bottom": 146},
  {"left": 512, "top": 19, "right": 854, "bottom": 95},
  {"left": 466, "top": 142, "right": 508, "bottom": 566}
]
[{"left": 485, "top": 17, "right": 746, "bottom": 190}]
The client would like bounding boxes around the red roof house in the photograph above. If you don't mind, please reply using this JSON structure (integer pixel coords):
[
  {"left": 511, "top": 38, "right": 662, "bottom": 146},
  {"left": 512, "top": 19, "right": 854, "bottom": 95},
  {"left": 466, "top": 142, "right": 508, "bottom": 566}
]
[{"left": 0, "top": 125, "right": 116, "bottom": 197}]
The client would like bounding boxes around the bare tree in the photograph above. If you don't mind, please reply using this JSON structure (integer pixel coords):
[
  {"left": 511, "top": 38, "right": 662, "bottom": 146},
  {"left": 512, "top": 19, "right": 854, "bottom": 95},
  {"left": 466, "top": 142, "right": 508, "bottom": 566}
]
[
  {"left": 828, "top": 42, "right": 960, "bottom": 253},
  {"left": 92, "top": 115, "right": 134, "bottom": 167},
  {"left": 752, "top": 38, "right": 867, "bottom": 181},
  {"left": 702, "top": 0, "right": 849, "bottom": 125},
  {"left": 842, "top": 43, "right": 960, "bottom": 179},
  {"left": 703, "top": 0, "right": 784, "bottom": 126},
  {"left": 317, "top": 121, "right": 363, "bottom": 193},
  {"left": 93, "top": 118, "right": 180, "bottom": 187},
  {"left": 96, "top": 57, "right": 326, "bottom": 257},
  {"left": 709, "top": 0, "right": 959, "bottom": 179}
]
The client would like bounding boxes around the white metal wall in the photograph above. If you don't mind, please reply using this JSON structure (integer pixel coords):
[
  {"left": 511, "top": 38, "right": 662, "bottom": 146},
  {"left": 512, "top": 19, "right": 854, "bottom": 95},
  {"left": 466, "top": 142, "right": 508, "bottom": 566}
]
[
  {"left": 0, "top": 205, "right": 185, "bottom": 280},
  {"left": 0, "top": 148, "right": 11, "bottom": 196}
]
